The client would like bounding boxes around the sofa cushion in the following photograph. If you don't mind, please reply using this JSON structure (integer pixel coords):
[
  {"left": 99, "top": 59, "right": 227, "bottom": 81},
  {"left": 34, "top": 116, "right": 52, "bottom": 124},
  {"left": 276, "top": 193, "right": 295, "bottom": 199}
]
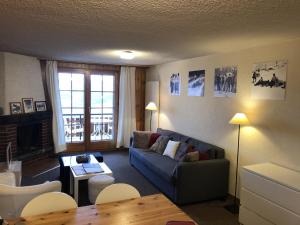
[
  {"left": 148, "top": 133, "right": 161, "bottom": 147},
  {"left": 183, "top": 151, "right": 199, "bottom": 162},
  {"left": 186, "top": 138, "right": 219, "bottom": 159},
  {"left": 163, "top": 140, "right": 180, "bottom": 159},
  {"left": 157, "top": 128, "right": 189, "bottom": 142},
  {"left": 150, "top": 135, "right": 169, "bottom": 154},
  {"left": 132, "top": 131, "right": 152, "bottom": 149},
  {"left": 174, "top": 142, "right": 192, "bottom": 161},
  {"left": 183, "top": 148, "right": 210, "bottom": 162},
  {"left": 130, "top": 148, "right": 178, "bottom": 182}
]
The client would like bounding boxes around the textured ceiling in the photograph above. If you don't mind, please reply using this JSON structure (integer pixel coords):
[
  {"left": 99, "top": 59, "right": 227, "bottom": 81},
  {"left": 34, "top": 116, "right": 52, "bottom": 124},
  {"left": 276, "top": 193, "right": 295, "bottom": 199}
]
[{"left": 0, "top": 0, "right": 300, "bottom": 65}]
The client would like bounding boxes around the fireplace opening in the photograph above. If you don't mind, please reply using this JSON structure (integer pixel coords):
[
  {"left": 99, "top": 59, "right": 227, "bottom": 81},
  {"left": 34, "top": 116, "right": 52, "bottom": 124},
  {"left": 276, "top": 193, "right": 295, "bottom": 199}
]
[{"left": 17, "top": 123, "right": 42, "bottom": 157}]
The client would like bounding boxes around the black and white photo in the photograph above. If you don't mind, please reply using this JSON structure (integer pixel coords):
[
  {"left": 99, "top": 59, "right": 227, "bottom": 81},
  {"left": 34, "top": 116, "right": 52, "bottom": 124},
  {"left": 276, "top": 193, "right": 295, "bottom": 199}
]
[
  {"left": 251, "top": 60, "right": 287, "bottom": 100},
  {"left": 214, "top": 66, "right": 237, "bottom": 97},
  {"left": 170, "top": 73, "right": 180, "bottom": 96},
  {"left": 35, "top": 101, "right": 47, "bottom": 112},
  {"left": 9, "top": 102, "right": 22, "bottom": 115},
  {"left": 188, "top": 70, "right": 205, "bottom": 96},
  {"left": 22, "top": 98, "right": 34, "bottom": 113}
]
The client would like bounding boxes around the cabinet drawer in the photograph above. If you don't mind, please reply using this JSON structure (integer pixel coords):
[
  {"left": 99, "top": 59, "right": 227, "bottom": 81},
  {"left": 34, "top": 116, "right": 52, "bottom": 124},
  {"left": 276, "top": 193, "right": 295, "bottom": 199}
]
[
  {"left": 239, "top": 206, "right": 273, "bottom": 225},
  {"left": 241, "top": 169, "right": 300, "bottom": 214},
  {"left": 241, "top": 188, "right": 300, "bottom": 225}
]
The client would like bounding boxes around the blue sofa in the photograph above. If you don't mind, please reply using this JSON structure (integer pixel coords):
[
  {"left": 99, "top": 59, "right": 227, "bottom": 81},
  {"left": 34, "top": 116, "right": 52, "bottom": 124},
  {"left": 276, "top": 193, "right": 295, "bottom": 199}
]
[{"left": 129, "top": 128, "right": 230, "bottom": 204}]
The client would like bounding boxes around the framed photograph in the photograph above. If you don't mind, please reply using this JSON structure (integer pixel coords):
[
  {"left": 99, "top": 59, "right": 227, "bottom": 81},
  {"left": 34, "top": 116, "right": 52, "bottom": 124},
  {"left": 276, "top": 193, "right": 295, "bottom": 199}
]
[
  {"left": 251, "top": 60, "right": 287, "bottom": 100},
  {"left": 22, "top": 98, "right": 34, "bottom": 113},
  {"left": 35, "top": 101, "right": 47, "bottom": 112},
  {"left": 188, "top": 70, "right": 205, "bottom": 96},
  {"left": 214, "top": 66, "right": 237, "bottom": 97},
  {"left": 9, "top": 102, "right": 22, "bottom": 115},
  {"left": 170, "top": 73, "right": 181, "bottom": 96}
]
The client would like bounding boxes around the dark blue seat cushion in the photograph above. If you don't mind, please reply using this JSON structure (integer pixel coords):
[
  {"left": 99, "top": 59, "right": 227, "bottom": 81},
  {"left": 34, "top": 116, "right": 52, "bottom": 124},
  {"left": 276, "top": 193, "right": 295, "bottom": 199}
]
[{"left": 129, "top": 148, "right": 178, "bottom": 183}]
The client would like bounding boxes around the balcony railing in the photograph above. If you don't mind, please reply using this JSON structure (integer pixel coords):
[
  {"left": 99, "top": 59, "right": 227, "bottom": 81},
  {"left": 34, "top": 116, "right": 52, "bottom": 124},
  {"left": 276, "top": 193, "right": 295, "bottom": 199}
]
[{"left": 62, "top": 114, "right": 113, "bottom": 143}]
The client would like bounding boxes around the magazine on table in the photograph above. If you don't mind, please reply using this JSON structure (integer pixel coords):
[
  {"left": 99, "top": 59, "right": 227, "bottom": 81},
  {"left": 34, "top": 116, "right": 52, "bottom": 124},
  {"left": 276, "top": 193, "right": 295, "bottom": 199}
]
[
  {"left": 72, "top": 163, "right": 104, "bottom": 175},
  {"left": 71, "top": 165, "right": 86, "bottom": 176},
  {"left": 82, "top": 163, "right": 104, "bottom": 173}
]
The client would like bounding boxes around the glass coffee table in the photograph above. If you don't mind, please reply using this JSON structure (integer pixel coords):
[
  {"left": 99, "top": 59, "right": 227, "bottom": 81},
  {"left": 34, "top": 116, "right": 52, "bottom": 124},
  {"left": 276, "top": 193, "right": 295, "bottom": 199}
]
[{"left": 61, "top": 154, "right": 113, "bottom": 203}]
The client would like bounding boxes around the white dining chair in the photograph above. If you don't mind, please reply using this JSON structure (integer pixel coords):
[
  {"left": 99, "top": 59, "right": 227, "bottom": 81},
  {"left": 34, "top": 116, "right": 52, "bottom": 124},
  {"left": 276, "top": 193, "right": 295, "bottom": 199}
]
[
  {"left": 95, "top": 183, "right": 140, "bottom": 204},
  {"left": 0, "top": 180, "right": 61, "bottom": 219},
  {"left": 21, "top": 192, "right": 77, "bottom": 217}
]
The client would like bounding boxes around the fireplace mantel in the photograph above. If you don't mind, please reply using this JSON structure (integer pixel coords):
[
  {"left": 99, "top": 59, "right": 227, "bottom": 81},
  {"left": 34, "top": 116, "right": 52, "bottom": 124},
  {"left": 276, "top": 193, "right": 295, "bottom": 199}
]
[{"left": 0, "top": 111, "right": 52, "bottom": 125}]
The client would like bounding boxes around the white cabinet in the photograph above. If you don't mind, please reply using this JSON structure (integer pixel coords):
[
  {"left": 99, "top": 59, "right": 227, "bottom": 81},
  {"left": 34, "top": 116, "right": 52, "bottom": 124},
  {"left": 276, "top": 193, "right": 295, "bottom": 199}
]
[{"left": 239, "top": 163, "right": 300, "bottom": 225}]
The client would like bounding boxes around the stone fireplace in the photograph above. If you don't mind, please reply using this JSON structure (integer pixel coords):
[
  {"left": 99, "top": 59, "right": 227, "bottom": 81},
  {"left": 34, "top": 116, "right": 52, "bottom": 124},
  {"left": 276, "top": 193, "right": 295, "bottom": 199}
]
[{"left": 0, "top": 111, "right": 53, "bottom": 162}]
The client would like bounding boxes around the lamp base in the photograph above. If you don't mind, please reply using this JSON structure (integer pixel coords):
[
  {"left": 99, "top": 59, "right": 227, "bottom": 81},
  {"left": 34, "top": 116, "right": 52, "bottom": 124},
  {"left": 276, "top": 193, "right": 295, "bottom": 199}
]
[{"left": 224, "top": 203, "right": 239, "bottom": 214}]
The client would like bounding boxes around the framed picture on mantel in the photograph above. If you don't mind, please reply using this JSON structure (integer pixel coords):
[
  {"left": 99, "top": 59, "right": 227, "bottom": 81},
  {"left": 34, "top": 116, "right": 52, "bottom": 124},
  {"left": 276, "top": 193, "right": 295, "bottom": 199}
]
[
  {"left": 35, "top": 101, "right": 47, "bottom": 112},
  {"left": 22, "top": 98, "right": 35, "bottom": 113},
  {"left": 9, "top": 102, "right": 22, "bottom": 115}
]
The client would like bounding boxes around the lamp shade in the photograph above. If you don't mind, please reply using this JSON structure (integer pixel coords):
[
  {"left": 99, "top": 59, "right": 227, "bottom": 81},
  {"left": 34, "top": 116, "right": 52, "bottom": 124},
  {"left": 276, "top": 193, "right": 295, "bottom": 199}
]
[
  {"left": 229, "top": 113, "right": 249, "bottom": 125},
  {"left": 145, "top": 102, "right": 158, "bottom": 111}
]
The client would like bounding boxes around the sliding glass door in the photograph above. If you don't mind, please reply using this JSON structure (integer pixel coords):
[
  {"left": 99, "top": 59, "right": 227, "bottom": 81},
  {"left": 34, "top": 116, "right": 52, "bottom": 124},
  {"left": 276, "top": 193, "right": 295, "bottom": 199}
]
[{"left": 58, "top": 70, "right": 118, "bottom": 151}]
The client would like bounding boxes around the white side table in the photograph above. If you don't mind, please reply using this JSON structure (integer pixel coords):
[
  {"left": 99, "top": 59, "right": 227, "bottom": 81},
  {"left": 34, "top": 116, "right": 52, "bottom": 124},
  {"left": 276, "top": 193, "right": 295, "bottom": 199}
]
[
  {"left": 8, "top": 161, "right": 22, "bottom": 186},
  {"left": 0, "top": 172, "right": 16, "bottom": 186},
  {"left": 0, "top": 161, "right": 22, "bottom": 186}
]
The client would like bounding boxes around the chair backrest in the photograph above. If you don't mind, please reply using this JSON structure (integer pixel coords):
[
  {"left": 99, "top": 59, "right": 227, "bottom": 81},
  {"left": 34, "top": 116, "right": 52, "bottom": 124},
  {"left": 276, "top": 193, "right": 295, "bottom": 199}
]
[
  {"left": 95, "top": 183, "right": 140, "bottom": 204},
  {"left": 0, "top": 180, "right": 61, "bottom": 219},
  {"left": 21, "top": 192, "right": 77, "bottom": 217}
]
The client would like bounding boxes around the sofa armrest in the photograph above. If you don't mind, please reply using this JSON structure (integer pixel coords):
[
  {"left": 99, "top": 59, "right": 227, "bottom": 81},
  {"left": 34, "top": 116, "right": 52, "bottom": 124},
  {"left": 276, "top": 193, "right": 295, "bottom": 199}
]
[{"left": 174, "top": 159, "right": 229, "bottom": 204}]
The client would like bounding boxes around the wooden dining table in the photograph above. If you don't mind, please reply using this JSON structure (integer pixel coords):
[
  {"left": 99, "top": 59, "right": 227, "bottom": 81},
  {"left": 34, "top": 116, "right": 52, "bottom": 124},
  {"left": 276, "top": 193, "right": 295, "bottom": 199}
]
[{"left": 8, "top": 194, "right": 198, "bottom": 225}]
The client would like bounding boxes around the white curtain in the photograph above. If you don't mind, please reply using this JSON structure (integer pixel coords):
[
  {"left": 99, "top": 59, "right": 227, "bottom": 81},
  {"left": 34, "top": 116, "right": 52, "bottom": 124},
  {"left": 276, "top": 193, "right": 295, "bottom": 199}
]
[
  {"left": 116, "top": 67, "right": 136, "bottom": 148},
  {"left": 45, "top": 61, "right": 66, "bottom": 153}
]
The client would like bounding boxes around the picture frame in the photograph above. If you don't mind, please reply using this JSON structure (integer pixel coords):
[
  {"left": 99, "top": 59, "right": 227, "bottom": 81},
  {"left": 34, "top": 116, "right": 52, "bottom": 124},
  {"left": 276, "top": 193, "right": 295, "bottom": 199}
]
[
  {"left": 251, "top": 60, "right": 287, "bottom": 100},
  {"left": 35, "top": 101, "right": 47, "bottom": 112},
  {"left": 188, "top": 70, "right": 205, "bottom": 96},
  {"left": 214, "top": 66, "right": 238, "bottom": 97},
  {"left": 170, "top": 73, "right": 181, "bottom": 96},
  {"left": 9, "top": 102, "right": 22, "bottom": 115},
  {"left": 22, "top": 98, "right": 35, "bottom": 113}
]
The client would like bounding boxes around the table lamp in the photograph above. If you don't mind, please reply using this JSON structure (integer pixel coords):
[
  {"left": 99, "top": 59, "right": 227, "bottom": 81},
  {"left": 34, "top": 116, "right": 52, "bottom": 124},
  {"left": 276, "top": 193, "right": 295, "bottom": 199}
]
[
  {"left": 145, "top": 102, "right": 158, "bottom": 131},
  {"left": 225, "top": 113, "right": 249, "bottom": 214}
]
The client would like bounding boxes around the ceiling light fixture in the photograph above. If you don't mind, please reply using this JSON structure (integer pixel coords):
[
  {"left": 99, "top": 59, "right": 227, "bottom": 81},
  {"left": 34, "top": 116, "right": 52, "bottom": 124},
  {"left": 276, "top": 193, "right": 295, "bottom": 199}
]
[{"left": 120, "top": 51, "right": 135, "bottom": 60}]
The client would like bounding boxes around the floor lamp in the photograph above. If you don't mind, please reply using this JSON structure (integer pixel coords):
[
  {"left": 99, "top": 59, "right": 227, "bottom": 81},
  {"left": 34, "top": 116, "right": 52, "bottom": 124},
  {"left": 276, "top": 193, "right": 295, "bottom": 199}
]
[
  {"left": 225, "top": 113, "right": 249, "bottom": 214},
  {"left": 145, "top": 102, "right": 158, "bottom": 131}
]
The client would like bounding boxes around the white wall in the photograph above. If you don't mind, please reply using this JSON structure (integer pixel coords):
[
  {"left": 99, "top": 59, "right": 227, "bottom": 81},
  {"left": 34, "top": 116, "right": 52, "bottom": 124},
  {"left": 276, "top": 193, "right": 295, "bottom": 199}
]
[
  {"left": 2, "top": 52, "right": 45, "bottom": 115},
  {"left": 146, "top": 39, "right": 300, "bottom": 196}
]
